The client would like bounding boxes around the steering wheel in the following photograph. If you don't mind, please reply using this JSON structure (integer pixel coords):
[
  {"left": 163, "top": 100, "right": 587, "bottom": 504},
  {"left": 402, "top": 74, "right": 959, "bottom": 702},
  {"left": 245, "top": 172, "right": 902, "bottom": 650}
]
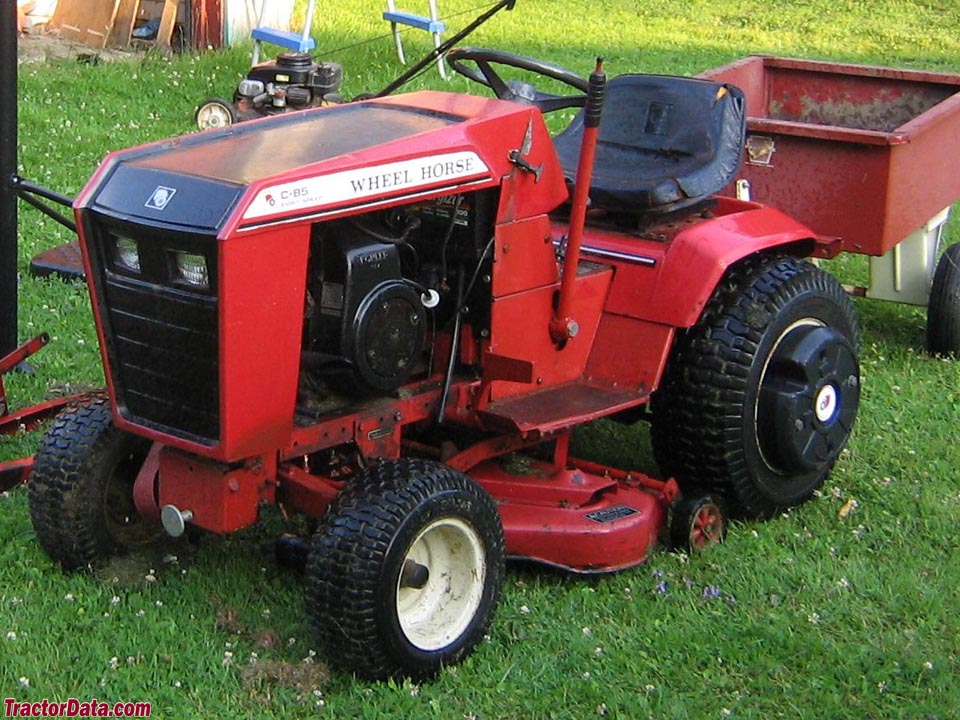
[{"left": 446, "top": 47, "right": 588, "bottom": 113}]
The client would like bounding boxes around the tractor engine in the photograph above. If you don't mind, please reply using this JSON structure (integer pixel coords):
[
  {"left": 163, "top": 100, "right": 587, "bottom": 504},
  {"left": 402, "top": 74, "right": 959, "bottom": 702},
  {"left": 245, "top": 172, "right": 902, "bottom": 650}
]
[
  {"left": 301, "top": 193, "right": 495, "bottom": 396},
  {"left": 238, "top": 52, "right": 343, "bottom": 110},
  {"left": 304, "top": 228, "right": 428, "bottom": 393}
]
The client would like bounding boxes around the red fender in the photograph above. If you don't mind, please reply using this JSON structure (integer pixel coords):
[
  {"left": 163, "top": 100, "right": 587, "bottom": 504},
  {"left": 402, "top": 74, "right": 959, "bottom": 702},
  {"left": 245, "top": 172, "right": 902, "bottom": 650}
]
[{"left": 645, "top": 203, "right": 820, "bottom": 328}]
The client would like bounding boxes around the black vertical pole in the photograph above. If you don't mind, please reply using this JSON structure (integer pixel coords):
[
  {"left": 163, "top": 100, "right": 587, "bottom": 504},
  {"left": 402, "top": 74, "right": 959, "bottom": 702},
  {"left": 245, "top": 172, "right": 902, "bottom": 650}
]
[{"left": 0, "top": 0, "right": 18, "bottom": 357}]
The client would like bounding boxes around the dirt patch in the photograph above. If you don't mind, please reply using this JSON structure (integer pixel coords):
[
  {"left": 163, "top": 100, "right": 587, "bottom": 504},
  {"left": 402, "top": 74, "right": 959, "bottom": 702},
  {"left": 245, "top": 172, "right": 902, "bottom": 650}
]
[
  {"left": 212, "top": 599, "right": 331, "bottom": 703},
  {"left": 17, "top": 27, "right": 137, "bottom": 65},
  {"left": 94, "top": 539, "right": 197, "bottom": 587},
  {"left": 241, "top": 660, "right": 330, "bottom": 703}
]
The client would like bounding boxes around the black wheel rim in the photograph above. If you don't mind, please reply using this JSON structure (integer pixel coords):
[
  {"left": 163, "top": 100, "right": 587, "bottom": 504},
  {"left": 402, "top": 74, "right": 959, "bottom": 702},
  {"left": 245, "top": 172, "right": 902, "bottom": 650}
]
[
  {"left": 101, "top": 448, "right": 151, "bottom": 547},
  {"left": 757, "top": 321, "right": 859, "bottom": 475}
]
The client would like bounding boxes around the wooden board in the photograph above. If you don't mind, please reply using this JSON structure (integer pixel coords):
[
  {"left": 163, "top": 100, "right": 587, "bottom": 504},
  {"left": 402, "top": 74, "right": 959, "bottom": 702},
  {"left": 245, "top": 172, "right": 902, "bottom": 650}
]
[
  {"left": 108, "top": 0, "right": 140, "bottom": 47},
  {"left": 51, "top": 0, "right": 122, "bottom": 48},
  {"left": 111, "top": 0, "right": 182, "bottom": 48}
]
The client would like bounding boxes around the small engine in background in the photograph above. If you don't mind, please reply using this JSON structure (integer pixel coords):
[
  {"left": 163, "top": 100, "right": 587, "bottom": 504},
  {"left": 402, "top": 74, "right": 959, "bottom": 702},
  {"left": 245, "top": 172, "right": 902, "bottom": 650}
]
[{"left": 195, "top": 52, "right": 343, "bottom": 130}]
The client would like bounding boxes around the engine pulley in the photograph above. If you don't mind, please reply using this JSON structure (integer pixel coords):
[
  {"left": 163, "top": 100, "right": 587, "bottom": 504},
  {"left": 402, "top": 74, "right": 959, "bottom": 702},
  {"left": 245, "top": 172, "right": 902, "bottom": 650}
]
[{"left": 349, "top": 280, "right": 426, "bottom": 392}]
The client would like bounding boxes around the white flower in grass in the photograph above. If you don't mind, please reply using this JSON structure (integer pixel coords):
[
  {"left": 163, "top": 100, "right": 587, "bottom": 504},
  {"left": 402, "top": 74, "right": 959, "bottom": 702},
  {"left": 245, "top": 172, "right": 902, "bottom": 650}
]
[
  {"left": 222, "top": 651, "right": 234, "bottom": 667},
  {"left": 923, "top": 661, "right": 934, "bottom": 670},
  {"left": 109, "top": 657, "right": 119, "bottom": 670},
  {"left": 837, "top": 577, "right": 851, "bottom": 590},
  {"left": 64, "top": 593, "right": 75, "bottom": 602},
  {"left": 110, "top": 596, "right": 121, "bottom": 606},
  {"left": 519, "top": 605, "right": 530, "bottom": 614},
  {"left": 6, "top": 631, "right": 15, "bottom": 640},
  {"left": 807, "top": 612, "right": 820, "bottom": 624},
  {"left": 18, "top": 677, "right": 29, "bottom": 688}
]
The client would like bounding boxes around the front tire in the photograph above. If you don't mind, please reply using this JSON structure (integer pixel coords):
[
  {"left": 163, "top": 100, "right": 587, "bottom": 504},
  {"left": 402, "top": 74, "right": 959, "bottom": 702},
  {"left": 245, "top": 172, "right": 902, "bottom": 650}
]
[
  {"left": 651, "top": 255, "right": 860, "bottom": 519},
  {"left": 28, "top": 398, "right": 159, "bottom": 570},
  {"left": 305, "top": 459, "right": 505, "bottom": 680}
]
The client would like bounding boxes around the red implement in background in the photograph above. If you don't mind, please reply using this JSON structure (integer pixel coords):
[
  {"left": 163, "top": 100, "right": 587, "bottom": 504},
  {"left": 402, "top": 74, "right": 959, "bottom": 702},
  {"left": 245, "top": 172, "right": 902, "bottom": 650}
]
[
  {"left": 0, "top": 334, "right": 77, "bottom": 490},
  {"left": 699, "top": 55, "right": 960, "bottom": 257}
]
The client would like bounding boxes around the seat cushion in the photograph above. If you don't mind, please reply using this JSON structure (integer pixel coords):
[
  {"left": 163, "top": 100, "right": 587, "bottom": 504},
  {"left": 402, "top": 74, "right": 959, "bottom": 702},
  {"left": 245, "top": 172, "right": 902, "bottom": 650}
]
[{"left": 553, "top": 74, "right": 746, "bottom": 214}]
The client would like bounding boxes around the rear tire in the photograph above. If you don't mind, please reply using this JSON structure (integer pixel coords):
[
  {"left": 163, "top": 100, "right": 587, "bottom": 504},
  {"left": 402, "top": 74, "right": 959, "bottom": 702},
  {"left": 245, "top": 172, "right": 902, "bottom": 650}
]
[
  {"left": 305, "top": 459, "right": 505, "bottom": 680},
  {"left": 28, "top": 398, "right": 159, "bottom": 570},
  {"left": 926, "top": 243, "right": 960, "bottom": 356},
  {"left": 651, "top": 256, "right": 860, "bottom": 519}
]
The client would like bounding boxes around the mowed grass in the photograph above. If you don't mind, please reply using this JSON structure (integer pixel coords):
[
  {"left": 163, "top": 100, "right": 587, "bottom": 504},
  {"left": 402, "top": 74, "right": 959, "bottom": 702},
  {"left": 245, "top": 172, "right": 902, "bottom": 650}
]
[{"left": 2, "top": 1, "right": 960, "bottom": 717}]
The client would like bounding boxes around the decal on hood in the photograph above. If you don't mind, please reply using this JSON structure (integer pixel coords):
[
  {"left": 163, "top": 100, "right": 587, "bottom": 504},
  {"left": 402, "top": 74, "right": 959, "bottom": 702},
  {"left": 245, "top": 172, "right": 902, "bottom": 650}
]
[{"left": 243, "top": 151, "right": 490, "bottom": 220}]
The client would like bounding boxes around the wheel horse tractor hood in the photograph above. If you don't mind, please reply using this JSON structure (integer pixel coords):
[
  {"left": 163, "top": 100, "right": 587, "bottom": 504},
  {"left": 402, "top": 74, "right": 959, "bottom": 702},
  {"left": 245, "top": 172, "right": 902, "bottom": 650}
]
[{"left": 73, "top": 92, "right": 569, "bottom": 461}]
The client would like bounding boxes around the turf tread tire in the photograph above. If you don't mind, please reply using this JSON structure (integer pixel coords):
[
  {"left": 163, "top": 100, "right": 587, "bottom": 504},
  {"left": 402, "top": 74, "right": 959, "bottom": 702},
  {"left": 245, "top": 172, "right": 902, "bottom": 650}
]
[
  {"left": 28, "top": 397, "right": 154, "bottom": 570},
  {"left": 651, "top": 255, "right": 859, "bottom": 519},
  {"left": 305, "top": 459, "right": 505, "bottom": 680}
]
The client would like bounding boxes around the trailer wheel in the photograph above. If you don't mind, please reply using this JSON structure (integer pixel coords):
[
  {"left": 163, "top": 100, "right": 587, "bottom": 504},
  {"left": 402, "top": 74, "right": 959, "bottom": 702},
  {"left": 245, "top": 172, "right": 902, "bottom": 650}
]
[
  {"left": 670, "top": 493, "right": 727, "bottom": 552},
  {"left": 926, "top": 243, "right": 960, "bottom": 355},
  {"left": 305, "top": 459, "right": 505, "bottom": 680},
  {"left": 651, "top": 256, "right": 860, "bottom": 519},
  {"left": 28, "top": 398, "right": 159, "bottom": 570},
  {"left": 195, "top": 97, "right": 236, "bottom": 130}
]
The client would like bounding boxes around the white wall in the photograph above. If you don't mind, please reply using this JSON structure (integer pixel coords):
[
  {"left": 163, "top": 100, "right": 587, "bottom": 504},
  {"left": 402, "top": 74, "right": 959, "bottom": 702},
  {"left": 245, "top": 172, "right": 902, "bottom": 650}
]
[{"left": 225, "top": 0, "right": 297, "bottom": 45}]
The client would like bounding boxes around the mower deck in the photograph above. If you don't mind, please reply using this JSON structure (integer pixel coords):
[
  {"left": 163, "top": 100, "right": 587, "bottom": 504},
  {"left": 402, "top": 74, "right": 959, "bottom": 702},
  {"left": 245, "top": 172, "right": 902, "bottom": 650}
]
[{"left": 472, "top": 457, "right": 676, "bottom": 572}]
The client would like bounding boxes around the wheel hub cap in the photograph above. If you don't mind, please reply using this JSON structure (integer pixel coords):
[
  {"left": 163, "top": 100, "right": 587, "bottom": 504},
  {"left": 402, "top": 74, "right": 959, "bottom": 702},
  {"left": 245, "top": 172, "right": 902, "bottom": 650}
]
[
  {"left": 395, "top": 517, "right": 486, "bottom": 652},
  {"left": 758, "top": 324, "right": 859, "bottom": 474}
]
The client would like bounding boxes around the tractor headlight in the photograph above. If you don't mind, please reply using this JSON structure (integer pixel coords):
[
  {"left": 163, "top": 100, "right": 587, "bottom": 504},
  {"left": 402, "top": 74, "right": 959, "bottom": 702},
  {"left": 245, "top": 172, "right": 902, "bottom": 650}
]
[
  {"left": 113, "top": 236, "right": 141, "bottom": 273},
  {"left": 172, "top": 251, "right": 209, "bottom": 289}
]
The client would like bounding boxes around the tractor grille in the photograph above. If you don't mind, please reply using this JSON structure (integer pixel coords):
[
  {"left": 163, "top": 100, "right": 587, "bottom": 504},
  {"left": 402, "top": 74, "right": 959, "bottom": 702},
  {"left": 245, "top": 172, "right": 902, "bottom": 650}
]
[{"left": 91, "top": 220, "right": 220, "bottom": 444}]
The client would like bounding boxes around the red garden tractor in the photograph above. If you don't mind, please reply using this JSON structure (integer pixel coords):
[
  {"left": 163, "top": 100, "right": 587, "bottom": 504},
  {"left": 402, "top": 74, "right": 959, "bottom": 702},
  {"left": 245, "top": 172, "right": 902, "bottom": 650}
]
[{"left": 26, "top": 49, "right": 860, "bottom": 680}]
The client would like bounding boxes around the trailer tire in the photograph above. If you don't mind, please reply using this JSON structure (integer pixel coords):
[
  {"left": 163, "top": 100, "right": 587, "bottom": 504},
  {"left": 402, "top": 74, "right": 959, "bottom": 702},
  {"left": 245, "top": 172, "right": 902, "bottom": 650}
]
[
  {"left": 651, "top": 256, "right": 860, "bottom": 519},
  {"left": 926, "top": 243, "right": 960, "bottom": 356},
  {"left": 305, "top": 459, "right": 505, "bottom": 680},
  {"left": 28, "top": 397, "right": 159, "bottom": 570}
]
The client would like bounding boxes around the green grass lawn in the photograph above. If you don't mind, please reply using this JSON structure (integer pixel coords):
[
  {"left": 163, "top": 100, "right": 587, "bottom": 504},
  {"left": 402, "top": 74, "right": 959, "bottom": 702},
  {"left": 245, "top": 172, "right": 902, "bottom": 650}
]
[{"left": 3, "top": 1, "right": 960, "bottom": 717}]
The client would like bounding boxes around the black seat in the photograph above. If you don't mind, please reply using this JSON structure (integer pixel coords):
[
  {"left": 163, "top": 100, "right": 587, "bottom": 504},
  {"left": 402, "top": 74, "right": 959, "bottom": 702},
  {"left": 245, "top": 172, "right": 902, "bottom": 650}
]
[{"left": 552, "top": 74, "right": 746, "bottom": 215}]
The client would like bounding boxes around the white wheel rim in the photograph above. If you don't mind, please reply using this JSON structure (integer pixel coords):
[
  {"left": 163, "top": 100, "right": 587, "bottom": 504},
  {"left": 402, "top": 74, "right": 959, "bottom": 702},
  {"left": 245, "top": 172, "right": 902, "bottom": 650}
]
[
  {"left": 197, "top": 103, "right": 232, "bottom": 129},
  {"left": 396, "top": 517, "right": 486, "bottom": 652}
]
